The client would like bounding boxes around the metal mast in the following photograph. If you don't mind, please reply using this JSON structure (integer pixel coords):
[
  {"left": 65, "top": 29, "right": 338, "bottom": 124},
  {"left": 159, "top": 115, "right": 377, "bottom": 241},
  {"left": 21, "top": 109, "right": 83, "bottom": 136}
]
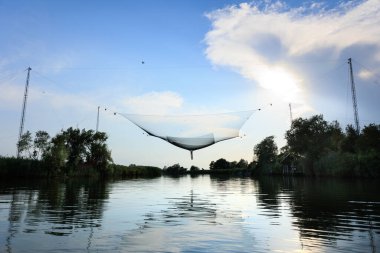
[
  {"left": 96, "top": 106, "right": 100, "bottom": 132},
  {"left": 348, "top": 58, "right": 360, "bottom": 134},
  {"left": 17, "top": 67, "right": 32, "bottom": 157},
  {"left": 289, "top": 103, "right": 293, "bottom": 125}
]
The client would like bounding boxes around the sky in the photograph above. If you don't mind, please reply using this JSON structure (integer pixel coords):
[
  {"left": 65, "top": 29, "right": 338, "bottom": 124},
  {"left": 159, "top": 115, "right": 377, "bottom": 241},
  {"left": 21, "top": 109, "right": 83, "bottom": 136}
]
[{"left": 1, "top": 0, "right": 380, "bottom": 169}]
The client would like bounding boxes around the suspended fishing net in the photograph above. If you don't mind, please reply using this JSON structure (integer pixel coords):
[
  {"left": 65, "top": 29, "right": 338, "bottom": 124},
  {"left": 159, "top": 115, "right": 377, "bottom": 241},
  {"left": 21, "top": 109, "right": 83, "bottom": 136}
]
[{"left": 118, "top": 109, "right": 261, "bottom": 159}]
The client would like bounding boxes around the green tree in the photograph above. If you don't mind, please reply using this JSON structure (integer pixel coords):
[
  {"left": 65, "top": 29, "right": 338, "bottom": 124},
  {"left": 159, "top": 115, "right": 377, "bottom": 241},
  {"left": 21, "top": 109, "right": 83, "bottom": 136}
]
[
  {"left": 285, "top": 115, "right": 343, "bottom": 175},
  {"left": 357, "top": 124, "right": 380, "bottom": 152},
  {"left": 43, "top": 128, "right": 112, "bottom": 174},
  {"left": 17, "top": 131, "right": 33, "bottom": 158},
  {"left": 211, "top": 158, "right": 230, "bottom": 170},
  {"left": 278, "top": 145, "right": 300, "bottom": 173},
  {"left": 340, "top": 125, "right": 359, "bottom": 153},
  {"left": 328, "top": 120, "right": 344, "bottom": 151},
  {"left": 286, "top": 115, "right": 328, "bottom": 158},
  {"left": 209, "top": 161, "right": 215, "bottom": 170},
  {"left": 254, "top": 136, "right": 278, "bottom": 174},
  {"left": 165, "top": 163, "right": 187, "bottom": 175},
  {"left": 356, "top": 124, "right": 380, "bottom": 177},
  {"left": 190, "top": 165, "right": 200, "bottom": 173},
  {"left": 44, "top": 133, "right": 69, "bottom": 174},
  {"left": 87, "top": 131, "right": 113, "bottom": 174},
  {"left": 63, "top": 127, "right": 87, "bottom": 168},
  {"left": 34, "top": 131, "right": 50, "bottom": 159},
  {"left": 236, "top": 159, "right": 249, "bottom": 169}
]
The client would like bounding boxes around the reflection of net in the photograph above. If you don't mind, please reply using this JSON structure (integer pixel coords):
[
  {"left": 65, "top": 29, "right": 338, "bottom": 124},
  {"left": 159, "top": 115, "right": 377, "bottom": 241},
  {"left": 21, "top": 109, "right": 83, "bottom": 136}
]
[{"left": 119, "top": 110, "right": 256, "bottom": 159}]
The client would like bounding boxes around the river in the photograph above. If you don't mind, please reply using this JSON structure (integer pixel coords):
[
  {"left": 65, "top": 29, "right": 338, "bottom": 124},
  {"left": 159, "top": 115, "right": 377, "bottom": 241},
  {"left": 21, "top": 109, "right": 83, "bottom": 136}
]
[{"left": 0, "top": 175, "right": 379, "bottom": 252}]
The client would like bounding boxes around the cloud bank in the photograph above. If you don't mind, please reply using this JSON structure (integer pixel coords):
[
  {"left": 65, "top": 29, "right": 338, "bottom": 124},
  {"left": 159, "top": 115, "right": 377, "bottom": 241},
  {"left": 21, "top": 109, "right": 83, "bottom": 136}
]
[{"left": 205, "top": 0, "right": 380, "bottom": 114}]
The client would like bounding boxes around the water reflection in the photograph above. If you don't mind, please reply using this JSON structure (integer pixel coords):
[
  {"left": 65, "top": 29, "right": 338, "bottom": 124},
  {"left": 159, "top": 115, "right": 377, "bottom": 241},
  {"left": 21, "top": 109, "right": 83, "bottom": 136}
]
[
  {"left": 121, "top": 187, "right": 255, "bottom": 253},
  {"left": 135, "top": 189, "right": 218, "bottom": 230},
  {"left": 253, "top": 177, "right": 380, "bottom": 252},
  {"left": 288, "top": 179, "right": 380, "bottom": 252},
  {"left": 0, "top": 176, "right": 379, "bottom": 252},
  {"left": 255, "top": 177, "right": 283, "bottom": 219},
  {"left": 0, "top": 179, "right": 109, "bottom": 252}
]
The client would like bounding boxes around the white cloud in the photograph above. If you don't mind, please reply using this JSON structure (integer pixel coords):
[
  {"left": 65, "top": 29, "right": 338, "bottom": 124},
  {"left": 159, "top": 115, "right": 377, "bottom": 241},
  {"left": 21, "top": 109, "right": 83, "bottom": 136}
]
[
  {"left": 205, "top": 0, "right": 380, "bottom": 115},
  {"left": 358, "top": 69, "right": 374, "bottom": 80},
  {"left": 36, "top": 51, "right": 78, "bottom": 75},
  {"left": 122, "top": 91, "right": 184, "bottom": 114},
  {"left": 0, "top": 85, "right": 93, "bottom": 112},
  {"left": 0, "top": 78, "right": 98, "bottom": 118},
  {"left": 0, "top": 83, "right": 24, "bottom": 108}
]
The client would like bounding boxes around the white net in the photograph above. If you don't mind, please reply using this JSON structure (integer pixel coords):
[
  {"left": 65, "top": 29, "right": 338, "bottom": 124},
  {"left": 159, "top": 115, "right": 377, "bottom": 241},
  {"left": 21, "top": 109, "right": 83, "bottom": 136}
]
[{"left": 118, "top": 110, "right": 258, "bottom": 159}]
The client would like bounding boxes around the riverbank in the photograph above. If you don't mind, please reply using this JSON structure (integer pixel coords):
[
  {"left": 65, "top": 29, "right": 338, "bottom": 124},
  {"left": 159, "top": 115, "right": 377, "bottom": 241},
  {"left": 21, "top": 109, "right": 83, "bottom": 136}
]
[
  {"left": 0, "top": 157, "right": 269, "bottom": 179},
  {"left": 0, "top": 157, "right": 161, "bottom": 179},
  {"left": 1, "top": 156, "right": 379, "bottom": 179}
]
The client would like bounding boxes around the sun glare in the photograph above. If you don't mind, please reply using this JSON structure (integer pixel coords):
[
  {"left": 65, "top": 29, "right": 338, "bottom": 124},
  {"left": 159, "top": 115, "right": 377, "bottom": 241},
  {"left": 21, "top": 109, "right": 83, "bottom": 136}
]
[{"left": 258, "top": 67, "right": 301, "bottom": 102}]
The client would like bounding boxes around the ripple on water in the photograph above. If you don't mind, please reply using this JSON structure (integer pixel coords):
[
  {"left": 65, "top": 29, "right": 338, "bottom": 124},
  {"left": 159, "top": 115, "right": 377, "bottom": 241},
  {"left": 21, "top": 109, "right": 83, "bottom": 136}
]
[{"left": 1, "top": 177, "right": 380, "bottom": 253}]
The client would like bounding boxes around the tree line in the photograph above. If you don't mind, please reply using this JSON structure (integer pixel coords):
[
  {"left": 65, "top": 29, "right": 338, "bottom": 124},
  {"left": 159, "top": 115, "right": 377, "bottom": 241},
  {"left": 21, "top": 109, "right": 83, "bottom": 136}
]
[
  {"left": 209, "top": 114, "right": 380, "bottom": 177},
  {"left": 7, "top": 114, "right": 380, "bottom": 178},
  {"left": 16, "top": 127, "right": 113, "bottom": 176}
]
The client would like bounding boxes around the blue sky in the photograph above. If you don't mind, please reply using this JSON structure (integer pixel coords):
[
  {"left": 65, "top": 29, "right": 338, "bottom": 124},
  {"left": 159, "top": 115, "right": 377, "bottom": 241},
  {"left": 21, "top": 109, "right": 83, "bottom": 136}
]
[{"left": 1, "top": 0, "right": 380, "bottom": 169}]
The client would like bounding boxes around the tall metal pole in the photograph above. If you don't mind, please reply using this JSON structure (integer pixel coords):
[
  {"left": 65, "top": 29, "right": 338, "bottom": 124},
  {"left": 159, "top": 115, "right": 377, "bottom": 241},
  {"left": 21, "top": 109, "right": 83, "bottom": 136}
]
[
  {"left": 17, "top": 67, "right": 32, "bottom": 157},
  {"left": 96, "top": 106, "right": 100, "bottom": 132},
  {"left": 348, "top": 58, "right": 360, "bottom": 134},
  {"left": 289, "top": 103, "right": 293, "bottom": 125}
]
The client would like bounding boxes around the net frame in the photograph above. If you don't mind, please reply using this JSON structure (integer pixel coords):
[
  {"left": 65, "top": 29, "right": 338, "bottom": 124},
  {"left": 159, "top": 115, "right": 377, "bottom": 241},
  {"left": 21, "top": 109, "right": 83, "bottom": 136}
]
[{"left": 118, "top": 109, "right": 258, "bottom": 159}]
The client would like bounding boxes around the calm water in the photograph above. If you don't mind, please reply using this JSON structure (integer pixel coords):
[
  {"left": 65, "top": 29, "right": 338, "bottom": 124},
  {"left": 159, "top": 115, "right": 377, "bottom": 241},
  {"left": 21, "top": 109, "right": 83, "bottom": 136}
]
[{"left": 0, "top": 176, "right": 379, "bottom": 252}]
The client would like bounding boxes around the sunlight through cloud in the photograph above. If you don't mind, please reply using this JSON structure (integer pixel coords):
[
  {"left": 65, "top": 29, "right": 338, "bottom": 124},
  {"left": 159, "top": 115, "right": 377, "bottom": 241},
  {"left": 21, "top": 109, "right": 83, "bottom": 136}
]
[
  {"left": 257, "top": 66, "right": 301, "bottom": 102},
  {"left": 205, "top": 0, "right": 380, "bottom": 116}
]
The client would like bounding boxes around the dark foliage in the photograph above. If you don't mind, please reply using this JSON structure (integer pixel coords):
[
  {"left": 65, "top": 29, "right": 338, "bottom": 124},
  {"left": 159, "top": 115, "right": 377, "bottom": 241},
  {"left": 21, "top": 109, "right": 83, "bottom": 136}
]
[
  {"left": 110, "top": 164, "right": 162, "bottom": 178},
  {"left": 210, "top": 158, "right": 230, "bottom": 170},
  {"left": 0, "top": 157, "right": 46, "bottom": 178},
  {"left": 281, "top": 115, "right": 380, "bottom": 177},
  {"left": 164, "top": 163, "right": 187, "bottom": 175}
]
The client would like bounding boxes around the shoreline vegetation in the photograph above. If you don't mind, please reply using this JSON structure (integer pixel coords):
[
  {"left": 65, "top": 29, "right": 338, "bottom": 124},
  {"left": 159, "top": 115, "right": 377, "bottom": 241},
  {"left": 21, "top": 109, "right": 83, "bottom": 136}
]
[{"left": 1, "top": 114, "right": 379, "bottom": 179}]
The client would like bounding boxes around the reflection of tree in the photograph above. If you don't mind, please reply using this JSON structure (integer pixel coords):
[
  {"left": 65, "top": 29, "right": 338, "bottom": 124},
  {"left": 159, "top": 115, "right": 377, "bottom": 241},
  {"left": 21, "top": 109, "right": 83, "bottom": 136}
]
[
  {"left": 210, "top": 175, "right": 253, "bottom": 194},
  {"left": 287, "top": 179, "right": 380, "bottom": 250},
  {"left": 255, "top": 177, "right": 282, "bottom": 217},
  {"left": 290, "top": 181, "right": 350, "bottom": 246},
  {"left": 5, "top": 188, "right": 27, "bottom": 253},
  {"left": 210, "top": 175, "right": 231, "bottom": 193},
  {"left": 37, "top": 179, "right": 108, "bottom": 232},
  {"left": 249, "top": 177, "right": 380, "bottom": 251},
  {"left": 1, "top": 178, "right": 110, "bottom": 252},
  {"left": 210, "top": 176, "right": 284, "bottom": 217}
]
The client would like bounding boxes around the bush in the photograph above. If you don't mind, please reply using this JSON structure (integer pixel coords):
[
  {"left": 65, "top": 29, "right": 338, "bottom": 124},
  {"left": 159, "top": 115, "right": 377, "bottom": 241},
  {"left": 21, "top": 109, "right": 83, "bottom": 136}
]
[
  {"left": 190, "top": 165, "right": 200, "bottom": 173},
  {"left": 210, "top": 158, "right": 230, "bottom": 170},
  {"left": 0, "top": 157, "right": 47, "bottom": 178},
  {"left": 110, "top": 164, "right": 162, "bottom": 178}
]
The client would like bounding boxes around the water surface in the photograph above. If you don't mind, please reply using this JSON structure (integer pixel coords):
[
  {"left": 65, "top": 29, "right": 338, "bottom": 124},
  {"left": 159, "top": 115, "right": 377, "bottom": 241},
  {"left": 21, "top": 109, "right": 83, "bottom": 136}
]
[{"left": 0, "top": 176, "right": 379, "bottom": 252}]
